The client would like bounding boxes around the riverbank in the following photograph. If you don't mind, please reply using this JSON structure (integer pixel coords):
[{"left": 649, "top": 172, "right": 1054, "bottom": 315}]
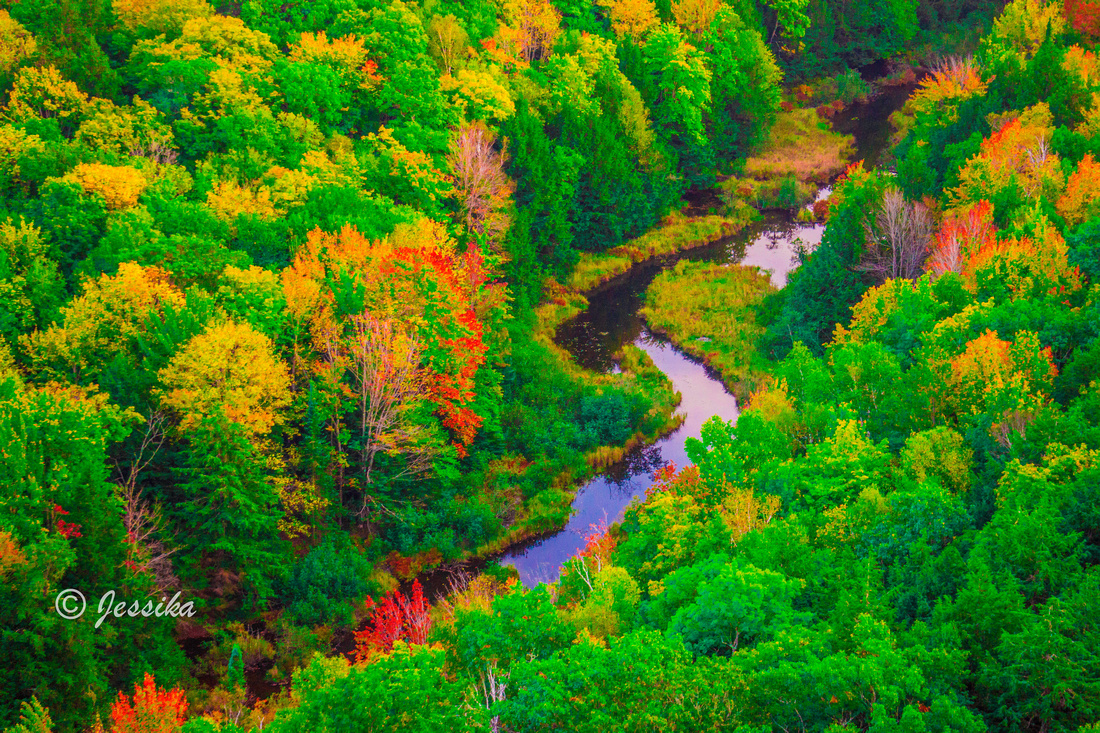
[
  {"left": 567, "top": 210, "right": 754, "bottom": 293},
  {"left": 718, "top": 107, "right": 855, "bottom": 212},
  {"left": 639, "top": 261, "right": 776, "bottom": 402}
]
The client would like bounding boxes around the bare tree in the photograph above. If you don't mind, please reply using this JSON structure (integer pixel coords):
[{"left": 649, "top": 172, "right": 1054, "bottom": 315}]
[
  {"left": 448, "top": 124, "right": 514, "bottom": 252},
  {"left": 478, "top": 662, "right": 508, "bottom": 733},
  {"left": 115, "top": 411, "right": 179, "bottom": 592},
  {"left": 858, "top": 187, "right": 935, "bottom": 282},
  {"left": 335, "top": 312, "right": 438, "bottom": 518},
  {"left": 927, "top": 54, "right": 977, "bottom": 85}
]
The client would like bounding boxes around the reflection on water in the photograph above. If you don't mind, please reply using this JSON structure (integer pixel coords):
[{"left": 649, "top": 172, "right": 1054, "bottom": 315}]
[{"left": 501, "top": 334, "right": 742, "bottom": 586}]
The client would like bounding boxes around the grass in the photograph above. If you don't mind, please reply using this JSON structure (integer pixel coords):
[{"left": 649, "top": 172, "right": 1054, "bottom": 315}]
[
  {"left": 739, "top": 108, "right": 855, "bottom": 185},
  {"left": 567, "top": 209, "right": 753, "bottom": 292},
  {"left": 721, "top": 174, "right": 817, "bottom": 211},
  {"left": 640, "top": 260, "right": 777, "bottom": 402}
]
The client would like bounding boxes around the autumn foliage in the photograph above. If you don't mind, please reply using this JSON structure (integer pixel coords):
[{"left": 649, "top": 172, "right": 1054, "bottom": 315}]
[
  {"left": 353, "top": 580, "right": 432, "bottom": 663},
  {"left": 1065, "top": 0, "right": 1100, "bottom": 37},
  {"left": 99, "top": 673, "right": 187, "bottom": 733},
  {"left": 927, "top": 200, "right": 996, "bottom": 276}
]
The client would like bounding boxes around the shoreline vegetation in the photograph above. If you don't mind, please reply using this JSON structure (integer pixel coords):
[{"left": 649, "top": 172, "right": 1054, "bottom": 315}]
[
  {"left": 489, "top": 104, "right": 861, "bottom": 558},
  {"left": 640, "top": 261, "right": 777, "bottom": 402},
  {"left": 719, "top": 107, "right": 855, "bottom": 212},
  {"left": 566, "top": 210, "right": 754, "bottom": 292}
]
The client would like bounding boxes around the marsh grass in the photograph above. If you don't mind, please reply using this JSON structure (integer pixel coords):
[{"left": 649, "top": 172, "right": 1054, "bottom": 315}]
[
  {"left": 640, "top": 260, "right": 777, "bottom": 401},
  {"left": 741, "top": 108, "right": 855, "bottom": 184},
  {"left": 722, "top": 174, "right": 816, "bottom": 211},
  {"left": 567, "top": 210, "right": 750, "bottom": 292}
]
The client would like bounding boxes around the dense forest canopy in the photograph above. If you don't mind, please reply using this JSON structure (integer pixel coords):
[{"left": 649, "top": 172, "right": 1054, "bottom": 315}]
[{"left": 1, "top": 0, "right": 1099, "bottom": 729}]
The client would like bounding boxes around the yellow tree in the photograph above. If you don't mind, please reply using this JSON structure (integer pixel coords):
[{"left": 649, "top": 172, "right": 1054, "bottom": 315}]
[
  {"left": 22, "top": 263, "right": 184, "bottom": 383},
  {"left": 112, "top": 0, "right": 214, "bottom": 36},
  {"left": 65, "top": 163, "right": 148, "bottom": 210},
  {"left": 672, "top": 0, "right": 723, "bottom": 35},
  {"left": 949, "top": 329, "right": 1058, "bottom": 443},
  {"left": 288, "top": 31, "right": 383, "bottom": 92},
  {"left": 599, "top": 0, "right": 660, "bottom": 39},
  {"left": 0, "top": 11, "right": 36, "bottom": 77},
  {"left": 157, "top": 320, "right": 291, "bottom": 440},
  {"left": 2, "top": 66, "right": 89, "bottom": 134},
  {"left": 505, "top": 0, "right": 562, "bottom": 63}
]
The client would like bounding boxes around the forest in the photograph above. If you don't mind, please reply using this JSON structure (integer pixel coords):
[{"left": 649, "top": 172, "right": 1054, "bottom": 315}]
[{"left": 0, "top": 0, "right": 1098, "bottom": 728}]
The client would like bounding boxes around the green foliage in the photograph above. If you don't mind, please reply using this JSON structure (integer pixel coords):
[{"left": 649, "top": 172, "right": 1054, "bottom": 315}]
[
  {"left": 269, "top": 644, "right": 486, "bottom": 732},
  {"left": 762, "top": 165, "right": 888, "bottom": 356},
  {"left": 281, "top": 534, "right": 374, "bottom": 626},
  {"left": 173, "top": 410, "right": 288, "bottom": 602}
]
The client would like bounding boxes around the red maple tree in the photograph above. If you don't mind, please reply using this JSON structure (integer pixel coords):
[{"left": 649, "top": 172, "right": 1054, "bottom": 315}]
[
  {"left": 353, "top": 579, "right": 432, "bottom": 663},
  {"left": 104, "top": 673, "right": 187, "bottom": 733}
]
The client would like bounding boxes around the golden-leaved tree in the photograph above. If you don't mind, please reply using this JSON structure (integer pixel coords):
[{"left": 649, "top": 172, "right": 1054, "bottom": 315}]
[{"left": 156, "top": 319, "right": 292, "bottom": 440}]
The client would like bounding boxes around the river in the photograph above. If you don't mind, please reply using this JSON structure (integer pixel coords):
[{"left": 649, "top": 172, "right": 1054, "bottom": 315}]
[{"left": 499, "top": 81, "right": 915, "bottom": 587}]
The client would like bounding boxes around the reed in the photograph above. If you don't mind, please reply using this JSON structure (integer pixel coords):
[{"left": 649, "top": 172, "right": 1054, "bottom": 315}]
[
  {"left": 741, "top": 108, "right": 854, "bottom": 185},
  {"left": 640, "top": 260, "right": 777, "bottom": 402}
]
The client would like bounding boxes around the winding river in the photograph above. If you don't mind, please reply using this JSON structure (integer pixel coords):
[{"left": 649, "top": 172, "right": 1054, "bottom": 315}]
[{"left": 499, "top": 81, "right": 916, "bottom": 587}]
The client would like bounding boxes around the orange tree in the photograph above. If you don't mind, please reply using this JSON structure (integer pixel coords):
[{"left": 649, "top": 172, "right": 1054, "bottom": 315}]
[{"left": 282, "top": 219, "right": 498, "bottom": 522}]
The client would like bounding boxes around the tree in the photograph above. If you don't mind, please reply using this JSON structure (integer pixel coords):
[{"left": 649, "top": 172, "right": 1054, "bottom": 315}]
[
  {"left": 637, "top": 24, "right": 713, "bottom": 184},
  {"left": 927, "top": 200, "right": 996, "bottom": 276},
  {"left": 427, "top": 15, "right": 469, "bottom": 74},
  {"left": 672, "top": 0, "right": 723, "bottom": 35},
  {"left": 353, "top": 579, "right": 431, "bottom": 662},
  {"left": 113, "top": 0, "right": 214, "bottom": 37},
  {"left": 665, "top": 558, "right": 809, "bottom": 656},
  {"left": 599, "top": 0, "right": 660, "bottom": 39},
  {"left": 156, "top": 319, "right": 292, "bottom": 440},
  {"left": 283, "top": 222, "right": 493, "bottom": 512},
  {"left": 703, "top": 7, "right": 783, "bottom": 165},
  {"left": 858, "top": 187, "right": 935, "bottom": 282},
  {"left": 0, "top": 218, "right": 63, "bottom": 346},
  {"left": 447, "top": 124, "right": 514, "bottom": 251},
  {"left": 502, "top": 0, "right": 561, "bottom": 63},
  {"left": 100, "top": 673, "right": 187, "bottom": 733},
  {"left": 23, "top": 263, "right": 184, "bottom": 384},
  {"left": 339, "top": 311, "right": 435, "bottom": 502},
  {"left": 761, "top": 0, "right": 810, "bottom": 46},
  {"left": 1057, "top": 153, "right": 1100, "bottom": 226},
  {"left": 0, "top": 12, "right": 36, "bottom": 82},
  {"left": 268, "top": 643, "right": 485, "bottom": 733},
  {"left": 173, "top": 409, "right": 286, "bottom": 600}
]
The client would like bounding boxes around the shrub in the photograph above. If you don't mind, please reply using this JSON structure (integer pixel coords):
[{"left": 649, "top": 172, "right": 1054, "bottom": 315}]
[{"left": 282, "top": 534, "right": 374, "bottom": 627}]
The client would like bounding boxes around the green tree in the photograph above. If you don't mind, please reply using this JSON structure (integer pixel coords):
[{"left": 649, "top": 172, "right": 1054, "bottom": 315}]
[{"left": 173, "top": 410, "right": 287, "bottom": 601}]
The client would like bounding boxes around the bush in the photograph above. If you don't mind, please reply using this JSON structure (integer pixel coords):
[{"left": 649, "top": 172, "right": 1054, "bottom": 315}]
[{"left": 282, "top": 534, "right": 374, "bottom": 627}]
